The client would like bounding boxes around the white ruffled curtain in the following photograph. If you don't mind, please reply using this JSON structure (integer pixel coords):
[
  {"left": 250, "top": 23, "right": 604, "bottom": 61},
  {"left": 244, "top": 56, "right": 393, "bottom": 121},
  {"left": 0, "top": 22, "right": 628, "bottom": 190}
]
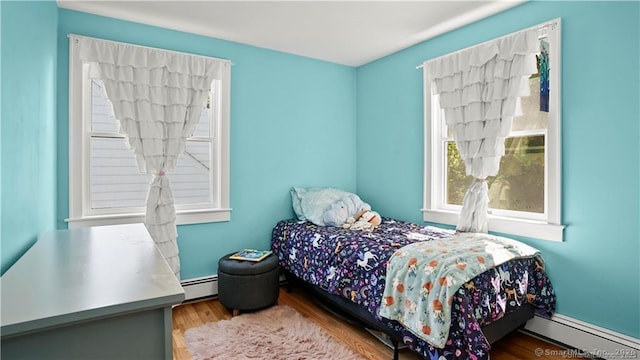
[
  {"left": 425, "top": 28, "right": 539, "bottom": 233},
  {"left": 78, "top": 37, "right": 225, "bottom": 279}
]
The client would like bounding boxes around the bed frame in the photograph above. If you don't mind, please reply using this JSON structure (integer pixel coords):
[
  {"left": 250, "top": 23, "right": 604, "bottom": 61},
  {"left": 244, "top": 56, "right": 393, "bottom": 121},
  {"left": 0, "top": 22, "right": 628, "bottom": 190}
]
[{"left": 284, "top": 271, "right": 534, "bottom": 360}]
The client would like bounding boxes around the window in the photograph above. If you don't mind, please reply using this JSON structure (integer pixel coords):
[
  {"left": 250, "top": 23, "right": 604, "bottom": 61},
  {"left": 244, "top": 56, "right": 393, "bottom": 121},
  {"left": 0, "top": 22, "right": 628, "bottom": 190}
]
[
  {"left": 423, "top": 19, "right": 563, "bottom": 241},
  {"left": 68, "top": 39, "right": 231, "bottom": 228}
]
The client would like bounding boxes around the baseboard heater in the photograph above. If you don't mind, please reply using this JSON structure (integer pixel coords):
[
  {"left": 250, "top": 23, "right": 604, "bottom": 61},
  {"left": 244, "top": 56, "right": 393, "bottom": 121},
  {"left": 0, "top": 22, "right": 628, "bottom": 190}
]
[
  {"left": 181, "top": 275, "right": 219, "bottom": 301},
  {"left": 524, "top": 314, "right": 639, "bottom": 360},
  {"left": 181, "top": 274, "right": 288, "bottom": 302}
]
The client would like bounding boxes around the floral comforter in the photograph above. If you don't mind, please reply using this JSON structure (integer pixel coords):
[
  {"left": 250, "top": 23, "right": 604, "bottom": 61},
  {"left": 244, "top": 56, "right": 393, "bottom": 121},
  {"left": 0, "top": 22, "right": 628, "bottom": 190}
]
[
  {"left": 379, "top": 232, "right": 543, "bottom": 348},
  {"left": 271, "top": 218, "right": 555, "bottom": 360}
]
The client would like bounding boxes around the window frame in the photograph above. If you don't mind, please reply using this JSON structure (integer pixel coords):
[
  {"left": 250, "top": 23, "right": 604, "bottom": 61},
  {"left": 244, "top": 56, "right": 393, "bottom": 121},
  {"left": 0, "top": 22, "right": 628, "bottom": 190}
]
[
  {"left": 67, "top": 37, "right": 231, "bottom": 228},
  {"left": 422, "top": 19, "right": 563, "bottom": 242}
]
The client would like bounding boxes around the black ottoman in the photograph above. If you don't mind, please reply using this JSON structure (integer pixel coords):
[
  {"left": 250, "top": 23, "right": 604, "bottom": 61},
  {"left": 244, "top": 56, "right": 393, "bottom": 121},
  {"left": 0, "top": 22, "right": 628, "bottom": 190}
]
[{"left": 218, "top": 252, "right": 279, "bottom": 316}]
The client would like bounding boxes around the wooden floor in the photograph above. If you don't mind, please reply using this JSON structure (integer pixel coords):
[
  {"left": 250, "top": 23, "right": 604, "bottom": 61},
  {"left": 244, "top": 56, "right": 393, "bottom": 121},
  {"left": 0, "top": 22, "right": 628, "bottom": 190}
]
[{"left": 173, "top": 286, "right": 582, "bottom": 360}]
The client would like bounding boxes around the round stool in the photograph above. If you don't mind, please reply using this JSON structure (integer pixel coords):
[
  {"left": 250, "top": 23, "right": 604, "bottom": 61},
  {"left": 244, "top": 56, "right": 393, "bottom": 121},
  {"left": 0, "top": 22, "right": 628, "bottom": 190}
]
[{"left": 218, "top": 252, "right": 279, "bottom": 316}]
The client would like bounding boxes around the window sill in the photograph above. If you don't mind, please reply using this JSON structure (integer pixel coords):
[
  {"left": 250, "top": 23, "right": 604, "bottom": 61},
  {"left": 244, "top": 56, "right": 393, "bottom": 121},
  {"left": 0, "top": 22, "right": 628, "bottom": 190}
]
[
  {"left": 66, "top": 208, "right": 231, "bottom": 229},
  {"left": 421, "top": 209, "right": 564, "bottom": 242}
]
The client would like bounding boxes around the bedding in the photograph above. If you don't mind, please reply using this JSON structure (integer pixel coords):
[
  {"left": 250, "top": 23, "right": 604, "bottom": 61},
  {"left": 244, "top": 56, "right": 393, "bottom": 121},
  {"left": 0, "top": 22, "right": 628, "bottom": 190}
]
[
  {"left": 380, "top": 232, "right": 542, "bottom": 348},
  {"left": 271, "top": 217, "right": 555, "bottom": 360}
]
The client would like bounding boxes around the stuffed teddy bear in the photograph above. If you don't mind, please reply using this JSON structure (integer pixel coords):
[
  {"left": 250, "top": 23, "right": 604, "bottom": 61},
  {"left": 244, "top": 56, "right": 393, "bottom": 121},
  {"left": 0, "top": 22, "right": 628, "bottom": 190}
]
[
  {"left": 343, "top": 209, "right": 382, "bottom": 231},
  {"left": 357, "top": 209, "right": 382, "bottom": 228},
  {"left": 322, "top": 194, "right": 371, "bottom": 227}
]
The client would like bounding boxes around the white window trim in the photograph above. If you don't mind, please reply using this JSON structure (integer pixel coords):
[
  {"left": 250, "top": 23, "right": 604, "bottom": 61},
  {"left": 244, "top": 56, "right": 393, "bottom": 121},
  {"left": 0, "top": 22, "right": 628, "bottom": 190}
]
[
  {"left": 422, "top": 19, "right": 563, "bottom": 242},
  {"left": 67, "top": 37, "right": 231, "bottom": 228}
]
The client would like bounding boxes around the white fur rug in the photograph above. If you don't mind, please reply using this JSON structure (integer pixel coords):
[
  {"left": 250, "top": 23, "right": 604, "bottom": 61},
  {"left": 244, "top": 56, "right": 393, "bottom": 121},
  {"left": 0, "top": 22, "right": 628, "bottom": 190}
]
[{"left": 183, "top": 305, "right": 365, "bottom": 360}]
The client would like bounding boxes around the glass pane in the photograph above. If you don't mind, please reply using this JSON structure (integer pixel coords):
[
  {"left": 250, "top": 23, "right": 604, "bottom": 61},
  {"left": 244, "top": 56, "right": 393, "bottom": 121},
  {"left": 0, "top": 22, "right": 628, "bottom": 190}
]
[
  {"left": 194, "top": 105, "right": 211, "bottom": 137},
  {"left": 90, "top": 138, "right": 212, "bottom": 209},
  {"left": 91, "top": 79, "right": 119, "bottom": 133},
  {"left": 445, "top": 135, "right": 545, "bottom": 214},
  {"left": 172, "top": 141, "right": 212, "bottom": 206},
  {"left": 90, "top": 137, "right": 150, "bottom": 209},
  {"left": 445, "top": 141, "right": 473, "bottom": 206},
  {"left": 489, "top": 135, "right": 545, "bottom": 213},
  {"left": 192, "top": 80, "right": 216, "bottom": 138},
  {"left": 512, "top": 76, "right": 548, "bottom": 132},
  {"left": 92, "top": 78, "right": 214, "bottom": 138},
  {"left": 443, "top": 76, "right": 548, "bottom": 137}
]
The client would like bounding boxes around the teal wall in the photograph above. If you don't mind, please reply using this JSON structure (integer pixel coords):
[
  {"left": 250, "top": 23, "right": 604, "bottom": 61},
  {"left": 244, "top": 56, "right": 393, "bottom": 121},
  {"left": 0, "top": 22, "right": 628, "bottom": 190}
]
[
  {"left": 356, "top": 1, "right": 639, "bottom": 338},
  {"left": 1, "top": 1, "right": 58, "bottom": 274},
  {"left": 55, "top": 9, "right": 357, "bottom": 279}
]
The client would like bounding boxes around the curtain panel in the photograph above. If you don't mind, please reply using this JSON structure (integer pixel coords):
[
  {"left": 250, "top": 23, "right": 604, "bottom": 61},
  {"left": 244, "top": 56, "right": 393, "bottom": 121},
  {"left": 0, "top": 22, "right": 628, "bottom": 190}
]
[
  {"left": 424, "top": 28, "right": 539, "bottom": 233},
  {"left": 78, "top": 36, "right": 227, "bottom": 279}
]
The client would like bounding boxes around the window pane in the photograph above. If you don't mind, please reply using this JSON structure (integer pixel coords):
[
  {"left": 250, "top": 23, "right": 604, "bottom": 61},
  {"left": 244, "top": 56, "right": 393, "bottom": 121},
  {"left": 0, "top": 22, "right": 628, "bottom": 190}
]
[
  {"left": 443, "top": 76, "right": 548, "bottom": 137},
  {"left": 192, "top": 80, "right": 216, "bottom": 138},
  {"left": 445, "top": 135, "right": 545, "bottom": 213},
  {"left": 92, "top": 79, "right": 214, "bottom": 138},
  {"left": 173, "top": 141, "right": 212, "bottom": 206},
  {"left": 91, "top": 79, "right": 119, "bottom": 133},
  {"left": 90, "top": 138, "right": 212, "bottom": 209},
  {"left": 511, "top": 67, "right": 548, "bottom": 132},
  {"left": 445, "top": 141, "right": 473, "bottom": 206},
  {"left": 193, "top": 104, "right": 211, "bottom": 137},
  {"left": 490, "top": 135, "right": 545, "bottom": 213},
  {"left": 91, "top": 137, "right": 149, "bottom": 209}
]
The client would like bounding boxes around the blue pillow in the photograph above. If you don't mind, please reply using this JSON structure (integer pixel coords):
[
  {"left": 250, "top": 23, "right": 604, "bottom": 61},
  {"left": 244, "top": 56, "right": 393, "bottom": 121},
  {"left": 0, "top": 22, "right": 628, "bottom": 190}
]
[{"left": 290, "top": 187, "right": 364, "bottom": 226}]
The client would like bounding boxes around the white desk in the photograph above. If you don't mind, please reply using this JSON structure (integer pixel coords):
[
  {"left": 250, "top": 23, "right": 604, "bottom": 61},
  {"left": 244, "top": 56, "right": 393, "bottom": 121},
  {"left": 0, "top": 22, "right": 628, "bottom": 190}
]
[{"left": 1, "top": 224, "right": 185, "bottom": 359}]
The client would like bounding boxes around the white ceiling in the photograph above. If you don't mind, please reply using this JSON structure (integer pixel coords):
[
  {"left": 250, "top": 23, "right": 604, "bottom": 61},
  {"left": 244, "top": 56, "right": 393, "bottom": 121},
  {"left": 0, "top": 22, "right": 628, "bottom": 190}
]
[{"left": 57, "top": 1, "right": 524, "bottom": 67}]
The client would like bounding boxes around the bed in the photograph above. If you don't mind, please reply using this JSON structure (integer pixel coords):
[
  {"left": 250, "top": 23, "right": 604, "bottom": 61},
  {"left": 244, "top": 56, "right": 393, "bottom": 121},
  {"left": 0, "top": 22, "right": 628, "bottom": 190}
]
[{"left": 271, "top": 217, "right": 556, "bottom": 360}]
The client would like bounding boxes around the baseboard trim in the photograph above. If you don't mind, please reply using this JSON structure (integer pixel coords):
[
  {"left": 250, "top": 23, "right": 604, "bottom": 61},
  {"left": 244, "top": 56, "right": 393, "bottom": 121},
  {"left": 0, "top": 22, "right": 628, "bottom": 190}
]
[
  {"left": 524, "top": 314, "right": 640, "bottom": 359},
  {"left": 181, "top": 275, "right": 218, "bottom": 301}
]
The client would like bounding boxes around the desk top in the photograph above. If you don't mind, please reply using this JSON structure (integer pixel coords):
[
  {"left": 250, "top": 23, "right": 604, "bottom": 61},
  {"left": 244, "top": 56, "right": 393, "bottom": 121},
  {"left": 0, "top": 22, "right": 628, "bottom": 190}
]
[{"left": 1, "top": 224, "right": 185, "bottom": 337}]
